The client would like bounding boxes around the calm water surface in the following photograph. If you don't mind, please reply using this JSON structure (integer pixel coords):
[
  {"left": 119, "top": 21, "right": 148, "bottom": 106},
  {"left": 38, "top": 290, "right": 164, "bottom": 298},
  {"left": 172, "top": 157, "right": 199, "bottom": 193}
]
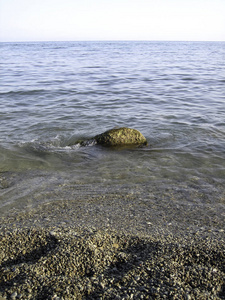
[{"left": 0, "top": 41, "right": 225, "bottom": 215}]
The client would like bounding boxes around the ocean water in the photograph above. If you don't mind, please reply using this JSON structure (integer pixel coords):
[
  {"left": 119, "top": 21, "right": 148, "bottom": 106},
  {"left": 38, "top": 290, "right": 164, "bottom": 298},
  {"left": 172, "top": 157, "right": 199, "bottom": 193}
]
[{"left": 0, "top": 41, "right": 225, "bottom": 215}]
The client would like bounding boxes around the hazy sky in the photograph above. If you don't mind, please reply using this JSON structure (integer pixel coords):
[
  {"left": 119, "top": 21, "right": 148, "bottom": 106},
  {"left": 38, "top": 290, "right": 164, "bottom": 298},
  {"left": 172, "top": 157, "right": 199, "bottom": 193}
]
[{"left": 0, "top": 0, "right": 225, "bottom": 42}]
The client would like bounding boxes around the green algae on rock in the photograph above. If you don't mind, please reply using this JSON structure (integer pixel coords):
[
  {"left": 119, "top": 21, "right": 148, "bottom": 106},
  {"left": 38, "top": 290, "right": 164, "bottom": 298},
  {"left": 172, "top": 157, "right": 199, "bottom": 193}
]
[{"left": 95, "top": 127, "right": 147, "bottom": 146}]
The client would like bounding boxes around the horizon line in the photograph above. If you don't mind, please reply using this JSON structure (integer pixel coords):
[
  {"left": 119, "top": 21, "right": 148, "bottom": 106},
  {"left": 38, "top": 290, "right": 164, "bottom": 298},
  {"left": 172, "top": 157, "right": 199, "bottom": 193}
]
[{"left": 1, "top": 39, "right": 225, "bottom": 43}]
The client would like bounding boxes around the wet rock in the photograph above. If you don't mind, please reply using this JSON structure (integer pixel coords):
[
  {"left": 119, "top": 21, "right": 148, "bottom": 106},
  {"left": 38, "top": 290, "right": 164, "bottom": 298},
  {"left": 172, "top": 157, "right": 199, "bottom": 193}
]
[
  {"left": 75, "top": 139, "right": 96, "bottom": 147},
  {"left": 94, "top": 127, "right": 147, "bottom": 146}
]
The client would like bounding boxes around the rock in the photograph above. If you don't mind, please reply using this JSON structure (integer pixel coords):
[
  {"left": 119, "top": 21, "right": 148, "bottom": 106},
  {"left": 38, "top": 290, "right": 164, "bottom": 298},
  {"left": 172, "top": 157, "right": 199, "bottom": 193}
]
[
  {"left": 10, "top": 292, "right": 17, "bottom": 299},
  {"left": 71, "top": 127, "right": 147, "bottom": 148},
  {"left": 94, "top": 127, "right": 147, "bottom": 147}
]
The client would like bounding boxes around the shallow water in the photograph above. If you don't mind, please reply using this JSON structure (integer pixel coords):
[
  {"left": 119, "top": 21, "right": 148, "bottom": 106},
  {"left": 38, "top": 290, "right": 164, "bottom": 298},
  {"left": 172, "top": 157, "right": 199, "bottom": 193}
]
[{"left": 0, "top": 41, "right": 225, "bottom": 215}]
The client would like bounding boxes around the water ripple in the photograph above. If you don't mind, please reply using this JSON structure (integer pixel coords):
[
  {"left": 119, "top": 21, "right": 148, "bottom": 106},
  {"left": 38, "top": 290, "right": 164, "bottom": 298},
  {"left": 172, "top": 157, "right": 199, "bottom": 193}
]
[{"left": 0, "top": 41, "right": 224, "bottom": 210}]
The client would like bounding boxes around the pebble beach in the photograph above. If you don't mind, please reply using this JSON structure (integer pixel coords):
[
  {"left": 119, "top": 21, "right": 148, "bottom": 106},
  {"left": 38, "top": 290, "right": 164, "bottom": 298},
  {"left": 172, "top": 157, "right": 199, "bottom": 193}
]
[
  {"left": 0, "top": 185, "right": 224, "bottom": 300},
  {"left": 1, "top": 41, "right": 225, "bottom": 299}
]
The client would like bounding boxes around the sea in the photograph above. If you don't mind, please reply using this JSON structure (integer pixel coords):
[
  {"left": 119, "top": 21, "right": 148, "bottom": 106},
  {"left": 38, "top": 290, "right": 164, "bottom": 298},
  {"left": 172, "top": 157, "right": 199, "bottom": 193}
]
[{"left": 0, "top": 41, "right": 225, "bottom": 218}]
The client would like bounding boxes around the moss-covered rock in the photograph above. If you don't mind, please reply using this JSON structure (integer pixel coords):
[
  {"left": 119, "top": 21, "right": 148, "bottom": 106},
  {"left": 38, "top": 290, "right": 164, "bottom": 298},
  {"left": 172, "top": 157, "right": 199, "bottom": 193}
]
[{"left": 94, "top": 127, "right": 147, "bottom": 146}]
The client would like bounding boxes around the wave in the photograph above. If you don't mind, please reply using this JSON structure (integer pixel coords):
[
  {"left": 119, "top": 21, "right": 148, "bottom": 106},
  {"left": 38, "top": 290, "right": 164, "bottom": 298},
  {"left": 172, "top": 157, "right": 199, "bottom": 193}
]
[
  {"left": 0, "top": 89, "right": 47, "bottom": 96},
  {"left": 17, "top": 135, "right": 98, "bottom": 155}
]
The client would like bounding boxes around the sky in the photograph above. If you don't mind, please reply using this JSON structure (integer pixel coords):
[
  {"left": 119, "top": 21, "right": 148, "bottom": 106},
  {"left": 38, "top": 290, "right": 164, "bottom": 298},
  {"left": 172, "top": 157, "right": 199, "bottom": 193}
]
[{"left": 0, "top": 0, "right": 225, "bottom": 42}]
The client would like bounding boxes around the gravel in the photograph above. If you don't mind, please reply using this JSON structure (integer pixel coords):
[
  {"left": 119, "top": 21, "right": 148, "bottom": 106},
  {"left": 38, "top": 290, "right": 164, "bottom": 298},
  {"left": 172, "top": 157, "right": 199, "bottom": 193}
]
[
  {"left": 0, "top": 224, "right": 224, "bottom": 300},
  {"left": 0, "top": 182, "right": 224, "bottom": 299}
]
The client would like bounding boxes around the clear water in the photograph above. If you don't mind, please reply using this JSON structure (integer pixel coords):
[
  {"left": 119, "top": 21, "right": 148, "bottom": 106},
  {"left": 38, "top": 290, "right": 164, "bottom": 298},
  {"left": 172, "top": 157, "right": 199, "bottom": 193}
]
[{"left": 0, "top": 41, "right": 225, "bottom": 215}]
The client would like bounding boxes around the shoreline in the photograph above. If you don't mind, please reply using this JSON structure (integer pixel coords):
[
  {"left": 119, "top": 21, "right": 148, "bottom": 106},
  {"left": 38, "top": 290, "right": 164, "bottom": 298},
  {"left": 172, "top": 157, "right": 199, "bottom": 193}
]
[{"left": 0, "top": 190, "right": 225, "bottom": 299}]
